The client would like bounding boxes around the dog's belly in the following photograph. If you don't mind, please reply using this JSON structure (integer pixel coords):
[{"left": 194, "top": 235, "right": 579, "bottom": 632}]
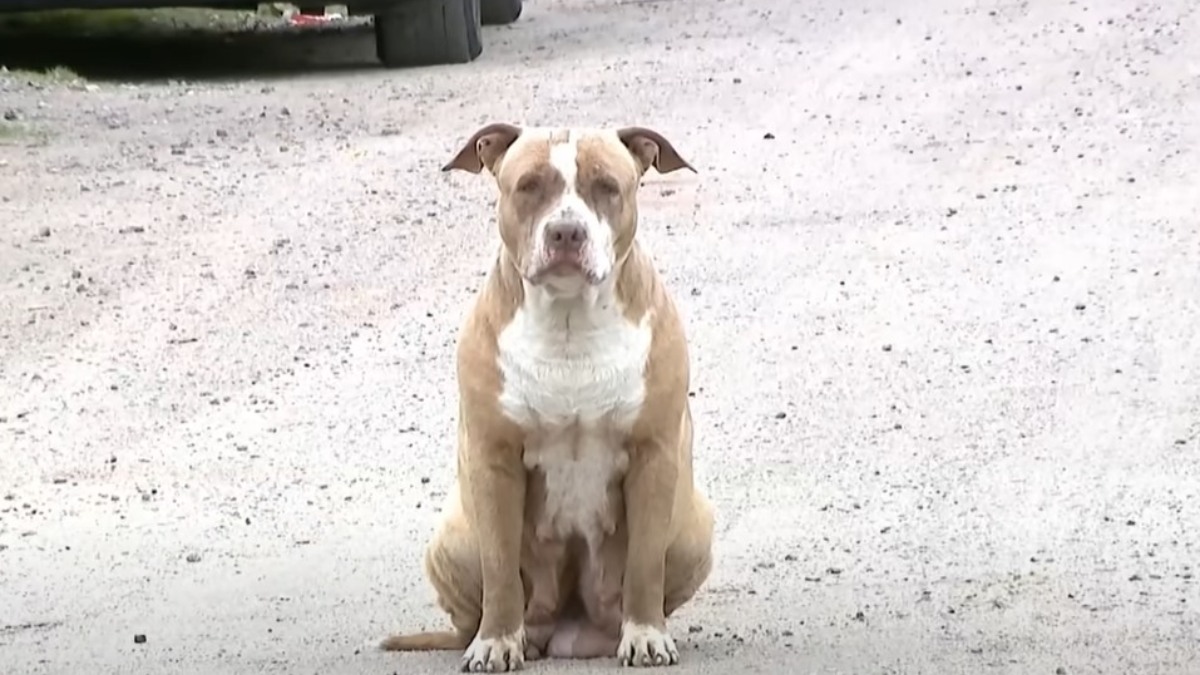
[
  {"left": 524, "top": 424, "right": 628, "bottom": 543},
  {"left": 518, "top": 425, "right": 630, "bottom": 655}
]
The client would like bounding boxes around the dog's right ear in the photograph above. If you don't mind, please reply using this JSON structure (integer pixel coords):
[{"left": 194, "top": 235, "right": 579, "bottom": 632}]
[{"left": 442, "top": 123, "right": 523, "bottom": 175}]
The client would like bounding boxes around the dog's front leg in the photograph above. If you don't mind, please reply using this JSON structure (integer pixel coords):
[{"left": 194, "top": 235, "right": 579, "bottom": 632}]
[
  {"left": 618, "top": 439, "right": 680, "bottom": 667},
  {"left": 462, "top": 442, "right": 527, "bottom": 672}
]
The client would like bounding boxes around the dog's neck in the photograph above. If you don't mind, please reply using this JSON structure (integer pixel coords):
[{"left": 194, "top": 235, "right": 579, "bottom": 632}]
[{"left": 520, "top": 272, "right": 622, "bottom": 332}]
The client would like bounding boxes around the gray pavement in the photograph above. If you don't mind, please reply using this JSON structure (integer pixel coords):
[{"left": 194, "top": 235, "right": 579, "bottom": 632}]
[{"left": 1, "top": 0, "right": 1198, "bottom": 673}]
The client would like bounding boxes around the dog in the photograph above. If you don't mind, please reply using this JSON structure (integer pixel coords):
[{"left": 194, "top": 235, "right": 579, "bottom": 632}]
[{"left": 379, "top": 123, "right": 714, "bottom": 672}]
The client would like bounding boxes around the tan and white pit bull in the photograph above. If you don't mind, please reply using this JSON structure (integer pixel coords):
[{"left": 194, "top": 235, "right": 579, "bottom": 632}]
[{"left": 379, "top": 123, "right": 714, "bottom": 672}]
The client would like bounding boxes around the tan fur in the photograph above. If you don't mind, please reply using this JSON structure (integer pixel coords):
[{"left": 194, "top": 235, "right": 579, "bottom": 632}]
[
  {"left": 380, "top": 630, "right": 471, "bottom": 651},
  {"left": 381, "top": 124, "right": 713, "bottom": 669}
]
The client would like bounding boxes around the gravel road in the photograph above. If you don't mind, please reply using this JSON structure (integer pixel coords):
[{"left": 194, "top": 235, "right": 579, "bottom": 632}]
[{"left": 1, "top": 1, "right": 1198, "bottom": 674}]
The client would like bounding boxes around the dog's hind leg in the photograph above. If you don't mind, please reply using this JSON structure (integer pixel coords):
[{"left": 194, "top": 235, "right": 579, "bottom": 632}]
[
  {"left": 663, "top": 489, "right": 715, "bottom": 618},
  {"left": 380, "top": 496, "right": 482, "bottom": 652}
]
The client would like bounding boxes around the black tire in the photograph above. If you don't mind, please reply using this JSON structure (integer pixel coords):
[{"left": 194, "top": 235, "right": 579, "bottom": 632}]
[
  {"left": 375, "top": 0, "right": 483, "bottom": 68},
  {"left": 481, "top": 0, "right": 522, "bottom": 25}
]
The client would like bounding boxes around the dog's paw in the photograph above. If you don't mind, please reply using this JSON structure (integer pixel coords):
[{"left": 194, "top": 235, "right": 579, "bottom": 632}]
[
  {"left": 460, "top": 628, "right": 526, "bottom": 672},
  {"left": 616, "top": 622, "right": 679, "bottom": 667}
]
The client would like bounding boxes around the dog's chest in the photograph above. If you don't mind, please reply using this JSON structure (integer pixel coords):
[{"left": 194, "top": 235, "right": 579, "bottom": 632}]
[{"left": 496, "top": 308, "right": 652, "bottom": 543}]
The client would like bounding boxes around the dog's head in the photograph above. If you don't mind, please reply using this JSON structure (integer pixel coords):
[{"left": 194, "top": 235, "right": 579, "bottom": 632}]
[{"left": 443, "top": 124, "right": 694, "bottom": 297}]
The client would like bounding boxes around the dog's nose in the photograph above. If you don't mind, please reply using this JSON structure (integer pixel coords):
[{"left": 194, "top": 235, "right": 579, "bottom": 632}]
[{"left": 545, "top": 221, "right": 588, "bottom": 251}]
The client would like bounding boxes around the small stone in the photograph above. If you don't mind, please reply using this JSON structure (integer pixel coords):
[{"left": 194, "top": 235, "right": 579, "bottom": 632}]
[
  {"left": 185, "top": 552, "right": 202, "bottom": 563},
  {"left": 882, "top": 344, "right": 893, "bottom": 352},
  {"left": 1056, "top": 668, "right": 1067, "bottom": 675},
  {"left": 1074, "top": 303, "right": 1086, "bottom": 311},
  {"left": 37, "top": 226, "right": 51, "bottom": 238},
  {"left": 3, "top": 109, "right": 17, "bottom": 121},
  {"left": 774, "top": 412, "right": 787, "bottom": 419},
  {"left": 688, "top": 625, "right": 703, "bottom": 634},
  {"left": 133, "top": 634, "right": 147, "bottom": 644},
  {"left": 763, "top": 132, "right": 775, "bottom": 140}
]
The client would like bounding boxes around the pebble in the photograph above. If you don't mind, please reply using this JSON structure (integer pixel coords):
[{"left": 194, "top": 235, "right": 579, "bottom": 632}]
[
  {"left": 133, "top": 634, "right": 147, "bottom": 644},
  {"left": 185, "top": 552, "right": 202, "bottom": 563}
]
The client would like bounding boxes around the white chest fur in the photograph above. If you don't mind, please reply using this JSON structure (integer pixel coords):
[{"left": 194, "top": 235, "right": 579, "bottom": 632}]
[{"left": 496, "top": 294, "right": 653, "bottom": 546}]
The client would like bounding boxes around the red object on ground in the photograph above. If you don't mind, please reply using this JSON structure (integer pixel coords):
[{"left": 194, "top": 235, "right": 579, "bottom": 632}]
[{"left": 289, "top": 11, "right": 343, "bottom": 26}]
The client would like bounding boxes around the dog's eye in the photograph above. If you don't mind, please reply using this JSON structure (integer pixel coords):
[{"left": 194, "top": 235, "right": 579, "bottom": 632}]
[
  {"left": 594, "top": 176, "right": 620, "bottom": 197},
  {"left": 516, "top": 176, "right": 541, "bottom": 194}
]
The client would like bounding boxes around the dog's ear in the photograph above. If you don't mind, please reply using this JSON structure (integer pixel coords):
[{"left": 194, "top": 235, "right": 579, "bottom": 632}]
[
  {"left": 442, "top": 123, "right": 523, "bottom": 175},
  {"left": 617, "top": 127, "right": 696, "bottom": 176}
]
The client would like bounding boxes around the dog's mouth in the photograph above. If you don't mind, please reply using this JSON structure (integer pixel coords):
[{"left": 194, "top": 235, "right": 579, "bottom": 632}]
[
  {"left": 528, "top": 252, "right": 606, "bottom": 286},
  {"left": 544, "top": 250, "right": 585, "bottom": 274}
]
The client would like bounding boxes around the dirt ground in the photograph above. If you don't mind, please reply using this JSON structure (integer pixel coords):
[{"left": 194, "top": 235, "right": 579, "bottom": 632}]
[{"left": 1, "top": 0, "right": 1198, "bottom": 673}]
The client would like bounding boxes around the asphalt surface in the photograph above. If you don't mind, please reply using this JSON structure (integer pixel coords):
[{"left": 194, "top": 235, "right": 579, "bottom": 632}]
[{"left": 1, "top": 1, "right": 1198, "bottom": 674}]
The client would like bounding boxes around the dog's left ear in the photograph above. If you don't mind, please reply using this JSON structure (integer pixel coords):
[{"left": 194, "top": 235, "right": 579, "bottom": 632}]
[
  {"left": 442, "top": 123, "right": 523, "bottom": 175},
  {"left": 617, "top": 127, "right": 696, "bottom": 175}
]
